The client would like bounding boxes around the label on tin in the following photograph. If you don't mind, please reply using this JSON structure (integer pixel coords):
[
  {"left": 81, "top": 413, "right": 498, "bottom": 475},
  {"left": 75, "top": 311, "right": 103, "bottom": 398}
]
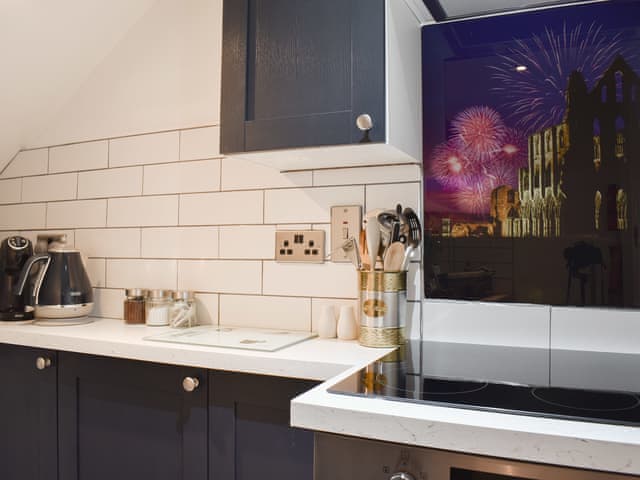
[{"left": 363, "top": 299, "right": 387, "bottom": 317}]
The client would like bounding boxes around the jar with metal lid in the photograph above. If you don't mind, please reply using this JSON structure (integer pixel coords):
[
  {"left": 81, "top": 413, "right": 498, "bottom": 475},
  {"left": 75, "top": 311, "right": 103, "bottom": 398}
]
[
  {"left": 145, "top": 290, "right": 172, "bottom": 326},
  {"left": 170, "top": 290, "right": 197, "bottom": 328},
  {"left": 124, "top": 288, "right": 147, "bottom": 324}
]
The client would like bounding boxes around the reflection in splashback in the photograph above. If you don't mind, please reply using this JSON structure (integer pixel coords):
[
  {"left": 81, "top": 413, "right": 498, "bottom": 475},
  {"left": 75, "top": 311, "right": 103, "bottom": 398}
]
[{"left": 422, "top": 1, "right": 640, "bottom": 307}]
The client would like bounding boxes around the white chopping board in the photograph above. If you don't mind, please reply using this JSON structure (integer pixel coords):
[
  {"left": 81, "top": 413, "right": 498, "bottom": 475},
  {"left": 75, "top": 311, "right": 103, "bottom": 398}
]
[{"left": 145, "top": 326, "right": 317, "bottom": 352}]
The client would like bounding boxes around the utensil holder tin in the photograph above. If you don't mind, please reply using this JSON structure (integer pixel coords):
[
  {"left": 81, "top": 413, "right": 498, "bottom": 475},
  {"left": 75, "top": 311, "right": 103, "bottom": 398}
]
[{"left": 358, "top": 271, "right": 407, "bottom": 347}]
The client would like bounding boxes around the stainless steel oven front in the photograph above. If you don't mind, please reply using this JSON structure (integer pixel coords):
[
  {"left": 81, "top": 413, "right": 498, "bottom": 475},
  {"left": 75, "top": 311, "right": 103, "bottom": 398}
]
[{"left": 315, "top": 433, "right": 637, "bottom": 480}]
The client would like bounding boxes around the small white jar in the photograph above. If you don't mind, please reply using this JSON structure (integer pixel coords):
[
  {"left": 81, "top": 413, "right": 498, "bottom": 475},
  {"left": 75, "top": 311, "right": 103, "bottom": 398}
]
[{"left": 145, "top": 290, "right": 172, "bottom": 326}]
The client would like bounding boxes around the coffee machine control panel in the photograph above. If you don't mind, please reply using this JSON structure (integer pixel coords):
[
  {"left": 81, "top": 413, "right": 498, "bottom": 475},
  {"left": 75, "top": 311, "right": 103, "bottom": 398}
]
[{"left": 8, "top": 236, "right": 30, "bottom": 250}]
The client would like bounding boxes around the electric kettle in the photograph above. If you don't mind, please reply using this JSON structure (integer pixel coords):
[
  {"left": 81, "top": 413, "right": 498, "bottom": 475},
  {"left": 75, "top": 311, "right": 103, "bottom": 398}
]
[{"left": 15, "top": 234, "right": 94, "bottom": 319}]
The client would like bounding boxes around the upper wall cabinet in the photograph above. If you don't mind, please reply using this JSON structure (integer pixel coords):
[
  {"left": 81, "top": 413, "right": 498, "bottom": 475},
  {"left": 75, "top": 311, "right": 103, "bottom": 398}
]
[{"left": 220, "top": 0, "right": 430, "bottom": 171}]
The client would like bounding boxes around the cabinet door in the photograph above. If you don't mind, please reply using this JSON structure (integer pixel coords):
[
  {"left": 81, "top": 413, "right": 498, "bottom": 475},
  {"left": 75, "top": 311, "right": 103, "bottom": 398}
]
[
  {"left": 221, "top": 0, "right": 385, "bottom": 153},
  {"left": 58, "top": 353, "right": 207, "bottom": 480},
  {"left": 210, "top": 371, "right": 317, "bottom": 480},
  {"left": 0, "top": 344, "right": 57, "bottom": 480}
]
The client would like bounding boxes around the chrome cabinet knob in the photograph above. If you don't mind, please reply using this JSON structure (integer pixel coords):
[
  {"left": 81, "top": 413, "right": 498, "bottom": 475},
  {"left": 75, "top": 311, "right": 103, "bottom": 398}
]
[
  {"left": 356, "top": 113, "right": 373, "bottom": 131},
  {"left": 390, "top": 473, "right": 415, "bottom": 480},
  {"left": 182, "top": 376, "right": 200, "bottom": 392},
  {"left": 36, "top": 357, "right": 52, "bottom": 370}
]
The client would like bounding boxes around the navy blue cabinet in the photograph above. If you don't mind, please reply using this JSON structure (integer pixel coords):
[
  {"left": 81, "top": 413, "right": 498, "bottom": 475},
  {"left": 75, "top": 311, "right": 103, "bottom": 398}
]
[
  {"left": 210, "top": 371, "right": 318, "bottom": 480},
  {"left": 58, "top": 352, "right": 208, "bottom": 480},
  {"left": 221, "top": 0, "right": 386, "bottom": 153},
  {"left": 0, "top": 344, "right": 57, "bottom": 480}
]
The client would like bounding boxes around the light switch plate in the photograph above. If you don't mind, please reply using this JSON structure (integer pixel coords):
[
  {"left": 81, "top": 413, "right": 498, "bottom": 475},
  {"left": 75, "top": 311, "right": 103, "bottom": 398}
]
[
  {"left": 275, "top": 230, "right": 325, "bottom": 263},
  {"left": 331, "top": 205, "right": 362, "bottom": 263}
]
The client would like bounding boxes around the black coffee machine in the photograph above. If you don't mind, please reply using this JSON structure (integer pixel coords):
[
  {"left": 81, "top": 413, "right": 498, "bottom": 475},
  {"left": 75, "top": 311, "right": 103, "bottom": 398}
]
[{"left": 0, "top": 236, "right": 35, "bottom": 321}]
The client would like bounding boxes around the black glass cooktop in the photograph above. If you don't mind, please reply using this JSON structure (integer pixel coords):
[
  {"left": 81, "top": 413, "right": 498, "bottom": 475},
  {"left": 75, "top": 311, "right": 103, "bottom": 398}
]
[{"left": 329, "top": 341, "right": 640, "bottom": 426}]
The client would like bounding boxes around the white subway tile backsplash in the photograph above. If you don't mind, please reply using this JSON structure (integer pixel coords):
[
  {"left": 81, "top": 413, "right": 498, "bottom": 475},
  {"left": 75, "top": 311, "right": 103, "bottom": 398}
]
[
  {"left": 221, "top": 157, "right": 312, "bottom": 190},
  {"left": 263, "top": 261, "right": 357, "bottom": 298},
  {"left": 0, "top": 204, "right": 46, "bottom": 230},
  {"left": 180, "top": 127, "right": 220, "bottom": 160},
  {"left": 143, "top": 159, "right": 220, "bottom": 195},
  {"left": 179, "top": 191, "right": 263, "bottom": 225},
  {"left": 22, "top": 173, "right": 77, "bottom": 202},
  {"left": 92, "top": 288, "right": 124, "bottom": 319},
  {"left": 195, "top": 293, "right": 219, "bottom": 325},
  {"left": 108, "top": 196, "right": 178, "bottom": 227},
  {"left": 141, "top": 227, "right": 218, "bottom": 259},
  {"left": 365, "top": 182, "right": 421, "bottom": 213},
  {"left": 1, "top": 149, "right": 48, "bottom": 178},
  {"left": 47, "top": 199, "right": 107, "bottom": 228},
  {"left": 109, "top": 131, "right": 179, "bottom": 167},
  {"left": 78, "top": 167, "right": 142, "bottom": 199},
  {"left": 107, "top": 259, "right": 178, "bottom": 290},
  {"left": 311, "top": 298, "right": 358, "bottom": 334},
  {"left": 264, "top": 186, "right": 364, "bottom": 224},
  {"left": 314, "top": 165, "right": 421, "bottom": 186},
  {"left": 76, "top": 229, "right": 141, "bottom": 258},
  {"left": 0, "top": 179, "right": 22, "bottom": 204},
  {"left": 49, "top": 141, "right": 108, "bottom": 173},
  {"left": 219, "top": 225, "right": 275, "bottom": 259},
  {"left": 178, "top": 260, "right": 261, "bottom": 294},
  {"left": 86, "top": 258, "right": 106, "bottom": 288},
  {"left": 220, "top": 295, "right": 311, "bottom": 331}
]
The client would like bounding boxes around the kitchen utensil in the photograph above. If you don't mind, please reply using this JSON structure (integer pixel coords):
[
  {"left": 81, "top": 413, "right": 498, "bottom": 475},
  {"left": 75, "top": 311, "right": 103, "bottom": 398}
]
[
  {"left": 15, "top": 234, "right": 94, "bottom": 319},
  {"left": 318, "top": 305, "right": 337, "bottom": 339},
  {"left": 0, "top": 236, "right": 35, "bottom": 321},
  {"left": 337, "top": 305, "right": 358, "bottom": 340},
  {"left": 358, "top": 270, "right": 406, "bottom": 347},
  {"left": 383, "top": 242, "right": 405, "bottom": 272},
  {"left": 340, "top": 237, "right": 362, "bottom": 270},
  {"left": 401, "top": 208, "right": 422, "bottom": 271},
  {"left": 365, "top": 215, "right": 381, "bottom": 270}
]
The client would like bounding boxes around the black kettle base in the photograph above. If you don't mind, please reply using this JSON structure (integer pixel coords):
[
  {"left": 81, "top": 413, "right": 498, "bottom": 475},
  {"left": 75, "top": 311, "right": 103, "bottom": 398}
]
[{"left": 0, "top": 308, "right": 35, "bottom": 321}]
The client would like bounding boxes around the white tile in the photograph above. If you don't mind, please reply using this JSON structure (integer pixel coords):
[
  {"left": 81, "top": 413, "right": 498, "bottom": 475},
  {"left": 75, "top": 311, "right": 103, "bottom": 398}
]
[
  {"left": 180, "top": 126, "right": 221, "bottom": 160},
  {"left": 109, "top": 131, "right": 179, "bottom": 167},
  {"left": 141, "top": 227, "right": 218, "bottom": 259},
  {"left": 78, "top": 167, "right": 142, "bottom": 199},
  {"left": 143, "top": 159, "right": 220, "bottom": 195},
  {"left": 22, "top": 173, "right": 77, "bottom": 202},
  {"left": 86, "top": 258, "right": 106, "bottom": 288},
  {"left": 220, "top": 295, "right": 311, "bottom": 331},
  {"left": 194, "top": 293, "right": 219, "bottom": 325},
  {"left": 47, "top": 200, "right": 107, "bottom": 228},
  {"left": 0, "top": 179, "right": 21, "bottom": 204},
  {"left": 221, "top": 157, "right": 312, "bottom": 190},
  {"left": 178, "top": 260, "right": 261, "bottom": 294},
  {"left": 75, "top": 229, "right": 141, "bottom": 258},
  {"left": 313, "top": 165, "right": 421, "bottom": 186},
  {"left": 107, "top": 196, "right": 178, "bottom": 227},
  {"left": 20, "top": 230, "right": 75, "bottom": 248},
  {"left": 92, "top": 288, "right": 124, "bottom": 319},
  {"left": 263, "top": 261, "right": 358, "bottom": 298},
  {"left": 179, "top": 191, "right": 263, "bottom": 225},
  {"left": 49, "top": 141, "right": 108, "bottom": 173},
  {"left": 311, "top": 298, "right": 358, "bottom": 334},
  {"left": 0, "top": 204, "right": 46, "bottom": 230},
  {"left": 107, "top": 259, "right": 178, "bottom": 290},
  {"left": 265, "top": 186, "right": 364, "bottom": 224},
  {"left": 219, "top": 225, "right": 275, "bottom": 259},
  {"left": 1, "top": 149, "right": 48, "bottom": 178},
  {"left": 365, "top": 182, "right": 421, "bottom": 213}
]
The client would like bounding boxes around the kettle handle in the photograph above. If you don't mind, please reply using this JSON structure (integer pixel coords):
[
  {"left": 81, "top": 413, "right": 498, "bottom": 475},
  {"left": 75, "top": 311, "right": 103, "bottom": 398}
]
[{"left": 14, "top": 254, "right": 50, "bottom": 297}]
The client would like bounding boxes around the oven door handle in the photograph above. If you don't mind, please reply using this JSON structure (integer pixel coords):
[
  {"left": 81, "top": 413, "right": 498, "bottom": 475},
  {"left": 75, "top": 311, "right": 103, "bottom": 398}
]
[{"left": 390, "top": 473, "right": 415, "bottom": 480}]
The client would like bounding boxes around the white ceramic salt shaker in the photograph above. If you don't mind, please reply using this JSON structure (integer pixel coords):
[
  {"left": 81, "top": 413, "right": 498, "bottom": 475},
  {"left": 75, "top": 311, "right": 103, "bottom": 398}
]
[
  {"left": 337, "top": 305, "right": 358, "bottom": 341},
  {"left": 317, "top": 305, "right": 337, "bottom": 339}
]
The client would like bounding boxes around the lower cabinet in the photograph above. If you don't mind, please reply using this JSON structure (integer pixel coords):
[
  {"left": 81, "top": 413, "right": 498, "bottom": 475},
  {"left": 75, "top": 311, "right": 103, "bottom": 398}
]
[
  {"left": 0, "top": 344, "right": 58, "bottom": 480},
  {"left": 58, "top": 352, "right": 208, "bottom": 480},
  {"left": 210, "top": 371, "right": 317, "bottom": 480}
]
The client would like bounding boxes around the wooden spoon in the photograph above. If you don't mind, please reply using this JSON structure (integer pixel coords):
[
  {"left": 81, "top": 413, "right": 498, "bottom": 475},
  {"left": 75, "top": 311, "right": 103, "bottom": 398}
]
[{"left": 383, "top": 241, "right": 405, "bottom": 272}]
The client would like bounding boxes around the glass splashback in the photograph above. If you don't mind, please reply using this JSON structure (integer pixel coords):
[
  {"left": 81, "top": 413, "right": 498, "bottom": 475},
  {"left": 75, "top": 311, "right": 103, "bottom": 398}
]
[{"left": 422, "top": 1, "right": 640, "bottom": 307}]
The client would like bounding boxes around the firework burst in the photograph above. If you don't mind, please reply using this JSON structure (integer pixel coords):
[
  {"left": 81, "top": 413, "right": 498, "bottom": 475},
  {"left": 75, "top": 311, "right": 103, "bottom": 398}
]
[
  {"left": 451, "top": 106, "right": 507, "bottom": 159},
  {"left": 430, "top": 142, "right": 474, "bottom": 189},
  {"left": 491, "top": 22, "right": 636, "bottom": 134},
  {"left": 454, "top": 181, "right": 491, "bottom": 215}
]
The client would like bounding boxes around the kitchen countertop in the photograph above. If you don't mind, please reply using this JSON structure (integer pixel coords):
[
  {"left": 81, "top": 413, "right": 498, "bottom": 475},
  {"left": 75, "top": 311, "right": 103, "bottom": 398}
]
[
  {"left": 291, "top": 367, "right": 640, "bottom": 475},
  {"left": 0, "top": 318, "right": 391, "bottom": 381}
]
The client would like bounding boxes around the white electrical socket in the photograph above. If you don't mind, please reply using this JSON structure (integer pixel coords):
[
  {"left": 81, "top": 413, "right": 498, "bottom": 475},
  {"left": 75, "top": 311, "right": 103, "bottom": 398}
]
[{"left": 330, "top": 205, "right": 362, "bottom": 263}]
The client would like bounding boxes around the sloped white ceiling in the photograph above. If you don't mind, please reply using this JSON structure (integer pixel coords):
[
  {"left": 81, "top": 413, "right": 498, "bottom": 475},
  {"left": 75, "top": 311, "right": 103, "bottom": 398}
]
[{"left": 0, "top": 0, "right": 157, "bottom": 170}]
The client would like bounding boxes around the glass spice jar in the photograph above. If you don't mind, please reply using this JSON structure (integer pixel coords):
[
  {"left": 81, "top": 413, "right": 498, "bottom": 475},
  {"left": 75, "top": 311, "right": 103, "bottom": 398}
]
[
  {"left": 146, "top": 290, "right": 172, "bottom": 326},
  {"left": 170, "top": 291, "right": 197, "bottom": 328},
  {"left": 124, "top": 288, "right": 147, "bottom": 324}
]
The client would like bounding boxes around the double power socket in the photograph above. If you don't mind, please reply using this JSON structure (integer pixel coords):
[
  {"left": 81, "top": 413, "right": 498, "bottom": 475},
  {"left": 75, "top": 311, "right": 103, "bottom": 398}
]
[{"left": 274, "top": 205, "right": 362, "bottom": 263}]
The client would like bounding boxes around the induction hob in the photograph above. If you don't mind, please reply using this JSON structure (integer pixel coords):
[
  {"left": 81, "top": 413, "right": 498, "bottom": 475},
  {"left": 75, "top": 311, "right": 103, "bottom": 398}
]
[{"left": 329, "top": 341, "right": 640, "bottom": 426}]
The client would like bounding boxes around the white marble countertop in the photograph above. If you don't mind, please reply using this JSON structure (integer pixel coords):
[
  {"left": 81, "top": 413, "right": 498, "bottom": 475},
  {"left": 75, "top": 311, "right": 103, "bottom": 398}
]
[
  {"left": 291, "top": 366, "right": 640, "bottom": 475},
  {"left": 0, "top": 318, "right": 391, "bottom": 381}
]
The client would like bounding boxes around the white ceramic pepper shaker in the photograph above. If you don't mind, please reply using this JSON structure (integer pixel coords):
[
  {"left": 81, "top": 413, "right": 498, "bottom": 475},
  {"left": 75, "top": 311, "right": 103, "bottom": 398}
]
[
  {"left": 337, "top": 305, "right": 358, "bottom": 340},
  {"left": 317, "top": 305, "right": 337, "bottom": 339}
]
